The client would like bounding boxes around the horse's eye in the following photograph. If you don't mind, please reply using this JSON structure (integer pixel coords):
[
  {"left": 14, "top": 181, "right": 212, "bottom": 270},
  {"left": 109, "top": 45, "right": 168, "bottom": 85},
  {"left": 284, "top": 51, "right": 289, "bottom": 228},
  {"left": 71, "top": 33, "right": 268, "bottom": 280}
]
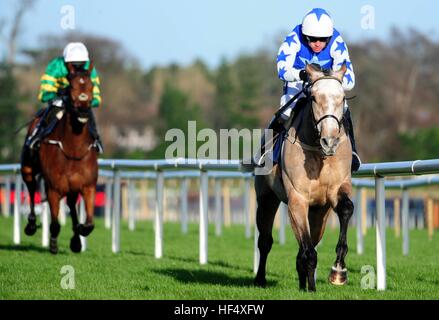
[{"left": 311, "top": 96, "right": 316, "bottom": 102}]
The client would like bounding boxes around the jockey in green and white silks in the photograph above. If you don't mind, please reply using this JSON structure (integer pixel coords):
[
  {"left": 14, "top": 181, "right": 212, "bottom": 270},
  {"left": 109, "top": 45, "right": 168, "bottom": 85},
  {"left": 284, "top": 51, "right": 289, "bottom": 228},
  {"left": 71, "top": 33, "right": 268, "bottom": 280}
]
[
  {"left": 26, "top": 42, "right": 103, "bottom": 152},
  {"left": 38, "top": 57, "right": 102, "bottom": 107},
  {"left": 270, "top": 8, "right": 360, "bottom": 171}
]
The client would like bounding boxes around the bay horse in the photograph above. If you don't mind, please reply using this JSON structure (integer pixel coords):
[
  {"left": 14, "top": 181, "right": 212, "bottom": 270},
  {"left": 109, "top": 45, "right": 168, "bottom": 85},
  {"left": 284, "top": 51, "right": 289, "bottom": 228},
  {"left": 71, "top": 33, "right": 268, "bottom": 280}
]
[
  {"left": 21, "top": 62, "right": 99, "bottom": 254},
  {"left": 254, "top": 63, "right": 354, "bottom": 291}
]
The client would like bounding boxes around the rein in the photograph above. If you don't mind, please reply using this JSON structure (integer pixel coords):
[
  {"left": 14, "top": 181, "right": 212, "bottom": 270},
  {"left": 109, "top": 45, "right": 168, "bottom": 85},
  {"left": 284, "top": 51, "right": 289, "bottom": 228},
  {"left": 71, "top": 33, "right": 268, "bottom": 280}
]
[{"left": 44, "top": 91, "right": 97, "bottom": 161}]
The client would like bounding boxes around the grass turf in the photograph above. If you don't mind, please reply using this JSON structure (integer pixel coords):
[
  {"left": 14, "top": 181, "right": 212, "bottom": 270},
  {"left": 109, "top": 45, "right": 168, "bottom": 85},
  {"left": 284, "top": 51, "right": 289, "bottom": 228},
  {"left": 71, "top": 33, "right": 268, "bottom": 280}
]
[{"left": 0, "top": 216, "right": 438, "bottom": 299}]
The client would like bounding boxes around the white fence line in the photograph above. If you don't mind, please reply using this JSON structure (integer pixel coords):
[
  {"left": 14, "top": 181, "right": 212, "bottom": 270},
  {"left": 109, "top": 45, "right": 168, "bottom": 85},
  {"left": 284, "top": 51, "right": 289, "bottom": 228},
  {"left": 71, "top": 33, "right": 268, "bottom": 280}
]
[
  {"left": 352, "top": 175, "right": 439, "bottom": 259},
  {"left": 2, "top": 158, "right": 439, "bottom": 291}
]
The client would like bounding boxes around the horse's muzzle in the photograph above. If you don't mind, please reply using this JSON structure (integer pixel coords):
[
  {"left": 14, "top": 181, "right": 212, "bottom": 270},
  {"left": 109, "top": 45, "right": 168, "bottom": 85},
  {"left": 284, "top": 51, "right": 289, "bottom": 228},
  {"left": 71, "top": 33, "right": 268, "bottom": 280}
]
[
  {"left": 320, "top": 136, "right": 340, "bottom": 156},
  {"left": 76, "top": 106, "right": 91, "bottom": 123}
]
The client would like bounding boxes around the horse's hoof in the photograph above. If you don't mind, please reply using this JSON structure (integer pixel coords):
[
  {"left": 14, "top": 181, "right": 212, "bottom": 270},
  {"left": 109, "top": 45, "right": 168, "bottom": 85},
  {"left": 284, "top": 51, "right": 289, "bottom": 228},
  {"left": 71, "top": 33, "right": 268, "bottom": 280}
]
[
  {"left": 78, "top": 223, "right": 95, "bottom": 237},
  {"left": 254, "top": 276, "right": 267, "bottom": 288},
  {"left": 49, "top": 237, "right": 58, "bottom": 255},
  {"left": 70, "top": 235, "right": 82, "bottom": 253},
  {"left": 328, "top": 265, "right": 348, "bottom": 285},
  {"left": 24, "top": 223, "right": 37, "bottom": 236}
]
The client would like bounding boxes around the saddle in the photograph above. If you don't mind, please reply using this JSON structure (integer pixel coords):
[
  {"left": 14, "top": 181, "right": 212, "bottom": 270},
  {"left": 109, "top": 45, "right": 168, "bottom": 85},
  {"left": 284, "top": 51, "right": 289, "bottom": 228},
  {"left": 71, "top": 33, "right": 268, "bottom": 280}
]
[{"left": 272, "top": 97, "right": 310, "bottom": 165}]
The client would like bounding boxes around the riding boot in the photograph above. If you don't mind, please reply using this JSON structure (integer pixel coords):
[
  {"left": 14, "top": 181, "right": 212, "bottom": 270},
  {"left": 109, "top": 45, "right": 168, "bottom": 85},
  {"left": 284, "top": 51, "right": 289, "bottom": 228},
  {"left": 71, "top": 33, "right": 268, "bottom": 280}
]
[
  {"left": 88, "top": 111, "right": 104, "bottom": 153},
  {"left": 254, "top": 116, "right": 285, "bottom": 166},
  {"left": 343, "top": 108, "right": 361, "bottom": 172},
  {"left": 25, "top": 106, "right": 51, "bottom": 150},
  {"left": 26, "top": 102, "right": 65, "bottom": 151}
]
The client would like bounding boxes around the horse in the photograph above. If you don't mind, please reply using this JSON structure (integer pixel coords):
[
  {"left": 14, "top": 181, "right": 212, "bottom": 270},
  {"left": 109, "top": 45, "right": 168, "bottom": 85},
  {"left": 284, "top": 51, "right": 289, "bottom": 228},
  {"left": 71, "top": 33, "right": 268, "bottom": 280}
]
[
  {"left": 254, "top": 62, "right": 354, "bottom": 291},
  {"left": 21, "top": 62, "right": 99, "bottom": 254}
]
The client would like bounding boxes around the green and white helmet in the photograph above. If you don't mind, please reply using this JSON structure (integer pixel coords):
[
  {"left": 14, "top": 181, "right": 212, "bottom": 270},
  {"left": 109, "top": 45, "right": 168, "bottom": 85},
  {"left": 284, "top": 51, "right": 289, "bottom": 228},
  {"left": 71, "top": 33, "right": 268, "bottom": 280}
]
[
  {"left": 63, "top": 42, "right": 89, "bottom": 62},
  {"left": 301, "top": 8, "right": 334, "bottom": 38}
]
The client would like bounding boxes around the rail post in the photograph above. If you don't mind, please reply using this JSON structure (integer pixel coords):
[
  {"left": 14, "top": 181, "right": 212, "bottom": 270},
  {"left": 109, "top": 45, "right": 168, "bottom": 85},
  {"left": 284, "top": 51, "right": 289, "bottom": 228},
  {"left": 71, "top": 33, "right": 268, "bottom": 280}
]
[
  {"left": 112, "top": 170, "right": 121, "bottom": 253},
  {"left": 199, "top": 169, "right": 209, "bottom": 265},
  {"left": 375, "top": 176, "right": 386, "bottom": 291},
  {"left": 13, "top": 172, "right": 22, "bottom": 245}
]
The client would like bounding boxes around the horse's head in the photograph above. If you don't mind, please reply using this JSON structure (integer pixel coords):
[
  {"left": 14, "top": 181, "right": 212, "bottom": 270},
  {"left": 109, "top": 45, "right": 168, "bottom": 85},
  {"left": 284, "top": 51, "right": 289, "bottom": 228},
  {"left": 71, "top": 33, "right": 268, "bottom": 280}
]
[
  {"left": 305, "top": 62, "right": 347, "bottom": 156},
  {"left": 66, "top": 61, "right": 94, "bottom": 124}
]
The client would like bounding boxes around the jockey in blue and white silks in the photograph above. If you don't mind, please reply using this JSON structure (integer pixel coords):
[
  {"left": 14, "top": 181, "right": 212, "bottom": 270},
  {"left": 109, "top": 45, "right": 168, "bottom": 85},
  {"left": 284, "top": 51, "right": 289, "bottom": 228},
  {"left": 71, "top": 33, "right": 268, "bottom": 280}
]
[
  {"left": 277, "top": 7, "right": 355, "bottom": 119},
  {"left": 263, "top": 8, "right": 361, "bottom": 172}
]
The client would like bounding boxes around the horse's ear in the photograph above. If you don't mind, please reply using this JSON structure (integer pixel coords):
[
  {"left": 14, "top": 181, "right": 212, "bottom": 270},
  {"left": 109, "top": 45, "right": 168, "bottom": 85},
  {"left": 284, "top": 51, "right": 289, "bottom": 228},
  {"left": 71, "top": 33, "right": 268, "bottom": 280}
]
[
  {"left": 332, "top": 61, "right": 347, "bottom": 82},
  {"left": 87, "top": 60, "right": 94, "bottom": 74},
  {"left": 305, "top": 63, "right": 325, "bottom": 82},
  {"left": 67, "top": 62, "right": 75, "bottom": 76}
]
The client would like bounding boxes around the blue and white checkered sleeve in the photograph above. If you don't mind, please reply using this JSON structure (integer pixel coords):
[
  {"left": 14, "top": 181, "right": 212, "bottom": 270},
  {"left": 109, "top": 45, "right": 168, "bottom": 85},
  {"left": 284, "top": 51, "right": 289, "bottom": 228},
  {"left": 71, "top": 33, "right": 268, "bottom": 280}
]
[
  {"left": 330, "top": 34, "right": 355, "bottom": 91},
  {"left": 277, "top": 31, "right": 301, "bottom": 82}
]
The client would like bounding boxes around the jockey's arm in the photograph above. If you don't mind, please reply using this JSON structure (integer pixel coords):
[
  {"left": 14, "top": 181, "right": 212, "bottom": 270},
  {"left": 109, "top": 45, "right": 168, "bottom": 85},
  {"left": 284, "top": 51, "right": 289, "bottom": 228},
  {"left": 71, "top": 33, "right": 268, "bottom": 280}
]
[
  {"left": 330, "top": 34, "right": 355, "bottom": 91},
  {"left": 38, "top": 57, "right": 69, "bottom": 103},
  {"left": 90, "top": 67, "right": 102, "bottom": 108},
  {"left": 276, "top": 31, "right": 302, "bottom": 82}
]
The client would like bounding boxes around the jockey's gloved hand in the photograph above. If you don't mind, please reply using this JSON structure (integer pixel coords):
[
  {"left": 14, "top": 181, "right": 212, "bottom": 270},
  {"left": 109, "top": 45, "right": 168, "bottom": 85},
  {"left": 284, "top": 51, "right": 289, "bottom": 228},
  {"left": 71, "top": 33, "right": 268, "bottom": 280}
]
[
  {"left": 57, "top": 87, "right": 68, "bottom": 97},
  {"left": 51, "top": 98, "right": 64, "bottom": 108},
  {"left": 299, "top": 69, "right": 309, "bottom": 82},
  {"left": 303, "top": 82, "right": 312, "bottom": 97}
]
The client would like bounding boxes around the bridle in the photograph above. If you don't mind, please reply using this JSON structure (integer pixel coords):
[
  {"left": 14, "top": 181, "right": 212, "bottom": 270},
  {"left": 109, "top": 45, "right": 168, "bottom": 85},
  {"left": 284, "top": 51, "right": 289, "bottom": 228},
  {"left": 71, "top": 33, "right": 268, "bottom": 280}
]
[
  {"left": 63, "top": 74, "right": 93, "bottom": 121},
  {"left": 307, "top": 75, "right": 345, "bottom": 135}
]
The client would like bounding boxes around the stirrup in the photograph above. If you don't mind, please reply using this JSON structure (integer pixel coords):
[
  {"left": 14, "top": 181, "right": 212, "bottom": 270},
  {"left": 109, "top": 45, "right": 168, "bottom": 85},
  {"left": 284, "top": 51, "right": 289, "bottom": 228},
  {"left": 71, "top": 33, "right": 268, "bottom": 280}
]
[
  {"left": 257, "top": 149, "right": 274, "bottom": 167},
  {"left": 94, "top": 139, "right": 104, "bottom": 154},
  {"left": 29, "top": 139, "right": 41, "bottom": 150},
  {"left": 26, "top": 134, "right": 42, "bottom": 150},
  {"left": 352, "top": 151, "right": 361, "bottom": 172}
]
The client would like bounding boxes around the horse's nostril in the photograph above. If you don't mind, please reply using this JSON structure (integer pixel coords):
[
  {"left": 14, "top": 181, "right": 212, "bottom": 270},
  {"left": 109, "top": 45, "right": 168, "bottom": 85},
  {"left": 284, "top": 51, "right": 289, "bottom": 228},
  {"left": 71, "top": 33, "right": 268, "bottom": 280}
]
[
  {"left": 320, "top": 137, "right": 330, "bottom": 148},
  {"left": 320, "top": 137, "right": 340, "bottom": 150}
]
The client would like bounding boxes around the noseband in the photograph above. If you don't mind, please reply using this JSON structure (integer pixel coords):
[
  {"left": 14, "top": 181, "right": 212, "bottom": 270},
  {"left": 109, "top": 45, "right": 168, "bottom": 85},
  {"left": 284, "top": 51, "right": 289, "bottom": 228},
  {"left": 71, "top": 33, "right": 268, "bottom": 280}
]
[{"left": 311, "top": 107, "right": 342, "bottom": 134}]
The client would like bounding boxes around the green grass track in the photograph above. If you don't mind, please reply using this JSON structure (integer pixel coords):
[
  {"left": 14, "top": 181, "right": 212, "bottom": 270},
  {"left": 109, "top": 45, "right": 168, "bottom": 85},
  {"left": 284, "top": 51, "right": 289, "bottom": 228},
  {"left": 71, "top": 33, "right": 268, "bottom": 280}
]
[{"left": 1, "top": 216, "right": 438, "bottom": 299}]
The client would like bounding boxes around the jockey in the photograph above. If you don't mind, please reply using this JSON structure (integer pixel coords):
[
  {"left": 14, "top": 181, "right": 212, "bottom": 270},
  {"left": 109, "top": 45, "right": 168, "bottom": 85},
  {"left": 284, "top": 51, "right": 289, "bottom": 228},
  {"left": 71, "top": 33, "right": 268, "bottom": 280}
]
[
  {"left": 266, "top": 8, "right": 361, "bottom": 171},
  {"left": 26, "top": 42, "right": 103, "bottom": 152}
]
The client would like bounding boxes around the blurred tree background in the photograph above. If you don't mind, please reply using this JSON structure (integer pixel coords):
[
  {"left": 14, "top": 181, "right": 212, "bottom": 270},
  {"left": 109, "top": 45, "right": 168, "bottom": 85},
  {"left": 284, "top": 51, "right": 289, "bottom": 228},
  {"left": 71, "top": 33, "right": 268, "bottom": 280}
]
[{"left": 1, "top": 1, "right": 438, "bottom": 163}]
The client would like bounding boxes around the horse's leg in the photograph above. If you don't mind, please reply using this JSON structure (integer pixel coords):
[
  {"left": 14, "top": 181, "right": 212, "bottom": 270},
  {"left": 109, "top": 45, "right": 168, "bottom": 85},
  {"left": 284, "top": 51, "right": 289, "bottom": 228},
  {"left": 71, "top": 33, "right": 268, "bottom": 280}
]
[
  {"left": 288, "top": 190, "right": 317, "bottom": 291},
  {"left": 254, "top": 176, "right": 281, "bottom": 287},
  {"left": 308, "top": 205, "right": 331, "bottom": 248},
  {"left": 329, "top": 192, "right": 354, "bottom": 285},
  {"left": 67, "top": 192, "right": 81, "bottom": 253},
  {"left": 77, "top": 187, "right": 95, "bottom": 237},
  {"left": 46, "top": 189, "right": 61, "bottom": 254},
  {"left": 308, "top": 205, "right": 332, "bottom": 285},
  {"left": 21, "top": 159, "right": 38, "bottom": 236}
]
